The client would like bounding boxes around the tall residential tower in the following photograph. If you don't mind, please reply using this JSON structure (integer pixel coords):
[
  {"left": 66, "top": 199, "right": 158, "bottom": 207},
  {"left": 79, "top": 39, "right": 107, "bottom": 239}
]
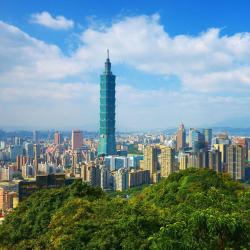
[
  {"left": 98, "top": 51, "right": 116, "bottom": 156},
  {"left": 72, "top": 130, "right": 83, "bottom": 150},
  {"left": 176, "top": 123, "right": 186, "bottom": 151}
]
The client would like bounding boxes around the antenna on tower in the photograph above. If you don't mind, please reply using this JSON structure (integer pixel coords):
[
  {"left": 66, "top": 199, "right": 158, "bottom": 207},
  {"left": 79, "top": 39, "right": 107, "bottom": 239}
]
[{"left": 107, "top": 49, "right": 109, "bottom": 59}]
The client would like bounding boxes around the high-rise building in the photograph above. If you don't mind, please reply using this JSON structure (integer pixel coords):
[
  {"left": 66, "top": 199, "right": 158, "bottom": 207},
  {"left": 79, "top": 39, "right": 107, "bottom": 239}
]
[
  {"left": 33, "top": 144, "right": 40, "bottom": 174},
  {"left": 0, "top": 141, "right": 5, "bottom": 150},
  {"left": 100, "top": 164, "right": 111, "bottom": 190},
  {"left": 33, "top": 144, "right": 40, "bottom": 159},
  {"left": 0, "top": 167, "right": 13, "bottom": 181},
  {"left": 14, "top": 137, "right": 22, "bottom": 146},
  {"left": 214, "top": 144, "right": 228, "bottom": 172},
  {"left": 179, "top": 152, "right": 188, "bottom": 170},
  {"left": 22, "top": 164, "right": 35, "bottom": 178},
  {"left": 71, "top": 130, "right": 83, "bottom": 150},
  {"left": 72, "top": 151, "right": 83, "bottom": 172},
  {"left": 159, "top": 134, "right": 166, "bottom": 144},
  {"left": 0, "top": 186, "right": 18, "bottom": 212},
  {"left": 176, "top": 123, "right": 186, "bottom": 151},
  {"left": 24, "top": 142, "right": 34, "bottom": 159},
  {"left": 200, "top": 150, "right": 209, "bottom": 168},
  {"left": 16, "top": 155, "right": 22, "bottom": 171},
  {"left": 189, "top": 128, "right": 205, "bottom": 151},
  {"left": 208, "top": 149, "right": 222, "bottom": 173},
  {"left": 83, "top": 162, "right": 101, "bottom": 187},
  {"left": 54, "top": 131, "right": 63, "bottom": 145},
  {"left": 114, "top": 168, "right": 128, "bottom": 191},
  {"left": 142, "top": 146, "right": 159, "bottom": 183},
  {"left": 185, "top": 152, "right": 203, "bottom": 169},
  {"left": 227, "top": 145, "right": 245, "bottom": 181},
  {"left": 33, "top": 131, "right": 38, "bottom": 143},
  {"left": 179, "top": 151, "right": 210, "bottom": 170},
  {"left": 203, "top": 129, "right": 212, "bottom": 149},
  {"left": 9, "top": 145, "right": 23, "bottom": 162},
  {"left": 160, "top": 146, "right": 175, "bottom": 177},
  {"left": 98, "top": 51, "right": 116, "bottom": 156},
  {"left": 233, "top": 137, "right": 248, "bottom": 162}
]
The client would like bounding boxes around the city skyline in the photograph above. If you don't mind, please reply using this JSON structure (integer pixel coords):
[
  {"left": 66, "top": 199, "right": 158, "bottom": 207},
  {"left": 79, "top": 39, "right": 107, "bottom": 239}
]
[
  {"left": 1, "top": 1, "right": 250, "bottom": 130},
  {"left": 1, "top": 2, "right": 250, "bottom": 248}
]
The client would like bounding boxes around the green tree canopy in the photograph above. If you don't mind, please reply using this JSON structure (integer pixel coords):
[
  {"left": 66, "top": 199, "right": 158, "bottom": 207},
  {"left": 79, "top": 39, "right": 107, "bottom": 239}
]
[{"left": 0, "top": 169, "right": 249, "bottom": 249}]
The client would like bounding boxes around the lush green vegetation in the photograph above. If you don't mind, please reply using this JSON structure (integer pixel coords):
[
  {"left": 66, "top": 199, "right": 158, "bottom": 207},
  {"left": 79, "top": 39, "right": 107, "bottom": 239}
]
[{"left": 0, "top": 169, "right": 249, "bottom": 249}]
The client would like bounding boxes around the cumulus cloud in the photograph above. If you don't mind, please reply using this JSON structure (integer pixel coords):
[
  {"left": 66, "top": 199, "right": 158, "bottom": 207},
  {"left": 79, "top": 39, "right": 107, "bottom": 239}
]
[
  {"left": 1, "top": 15, "right": 250, "bottom": 129},
  {"left": 0, "top": 21, "right": 81, "bottom": 83},
  {"left": 75, "top": 15, "right": 250, "bottom": 92},
  {"left": 3, "top": 15, "right": 250, "bottom": 92},
  {"left": 30, "top": 11, "right": 74, "bottom": 30}
]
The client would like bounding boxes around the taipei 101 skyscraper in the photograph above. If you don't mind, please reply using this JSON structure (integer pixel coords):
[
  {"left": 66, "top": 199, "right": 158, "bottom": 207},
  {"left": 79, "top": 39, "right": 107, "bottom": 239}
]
[{"left": 98, "top": 50, "right": 116, "bottom": 156}]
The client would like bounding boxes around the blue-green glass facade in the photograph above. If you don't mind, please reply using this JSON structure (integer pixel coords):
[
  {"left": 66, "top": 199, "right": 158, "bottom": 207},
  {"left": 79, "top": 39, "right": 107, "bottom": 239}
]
[{"left": 98, "top": 55, "right": 116, "bottom": 156}]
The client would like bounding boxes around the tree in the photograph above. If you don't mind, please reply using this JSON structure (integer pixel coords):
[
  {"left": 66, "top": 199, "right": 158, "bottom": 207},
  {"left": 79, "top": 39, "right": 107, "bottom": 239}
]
[{"left": 0, "top": 169, "right": 249, "bottom": 249}]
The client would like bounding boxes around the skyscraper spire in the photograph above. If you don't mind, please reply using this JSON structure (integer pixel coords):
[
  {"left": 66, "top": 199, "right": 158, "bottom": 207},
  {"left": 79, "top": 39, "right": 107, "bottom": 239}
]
[{"left": 105, "top": 49, "right": 111, "bottom": 74}]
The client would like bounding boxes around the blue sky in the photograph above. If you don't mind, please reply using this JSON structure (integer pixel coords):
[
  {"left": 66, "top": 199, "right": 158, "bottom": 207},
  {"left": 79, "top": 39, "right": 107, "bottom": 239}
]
[{"left": 1, "top": 0, "right": 250, "bottom": 130}]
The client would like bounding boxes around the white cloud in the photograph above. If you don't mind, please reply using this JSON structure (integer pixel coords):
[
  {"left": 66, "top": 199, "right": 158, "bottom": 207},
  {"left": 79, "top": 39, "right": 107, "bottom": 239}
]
[
  {"left": 1, "top": 15, "right": 250, "bottom": 129},
  {"left": 30, "top": 11, "right": 74, "bottom": 30},
  {"left": 3, "top": 15, "right": 250, "bottom": 92},
  {"left": 75, "top": 16, "right": 250, "bottom": 92},
  {"left": 0, "top": 21, "right": 81, "bottom": 83}
]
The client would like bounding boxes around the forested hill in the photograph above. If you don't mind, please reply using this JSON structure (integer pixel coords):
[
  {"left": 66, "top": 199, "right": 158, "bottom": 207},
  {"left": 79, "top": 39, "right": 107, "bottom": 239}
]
[{"left": 0, "top": 169, "right": 250, "bottom": 249}]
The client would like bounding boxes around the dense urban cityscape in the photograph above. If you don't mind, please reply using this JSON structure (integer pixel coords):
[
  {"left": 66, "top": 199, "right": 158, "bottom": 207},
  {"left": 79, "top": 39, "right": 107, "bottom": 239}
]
[
  {"left": 0, "top": 55, "right": 249, "bottom": 221},
  {"left": 1, "top": 1, "right": 250, "bottom": 249}
]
